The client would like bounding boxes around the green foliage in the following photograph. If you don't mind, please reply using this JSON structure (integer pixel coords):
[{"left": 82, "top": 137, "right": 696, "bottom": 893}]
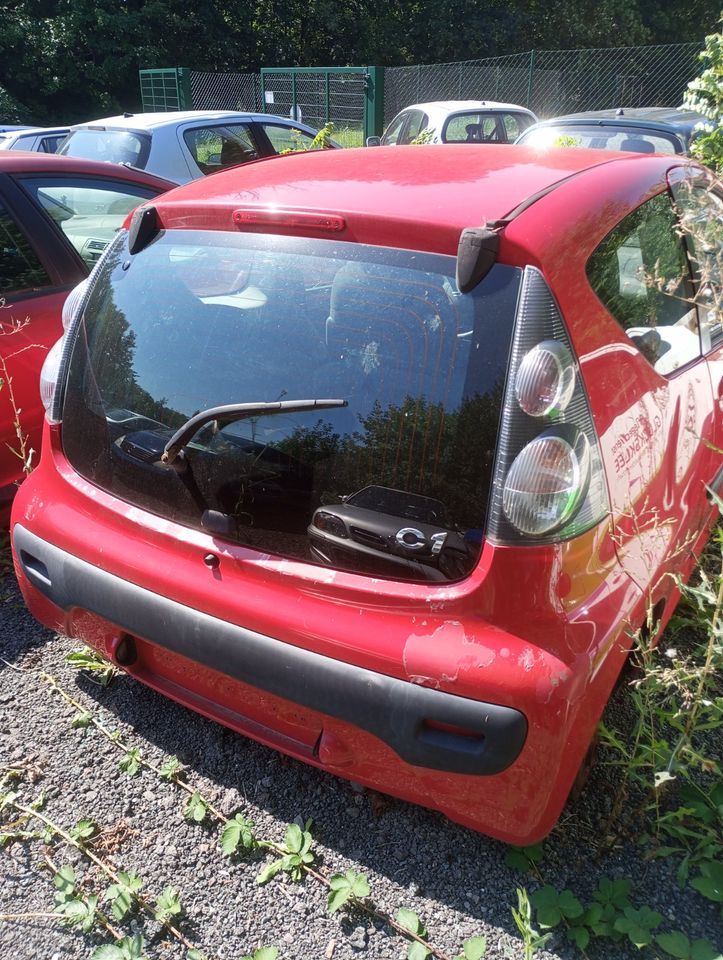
[
  {"left": 239, "top": 948, "right": 278, "bottom": 960},
  {"left": 657, "top": 931, "right": 723, "bottom": 959},
  {"left": 396, "top": 907, "right": 430, "bottom": 960},
  {"left": 505, "top": 843, "right": 544, "bottom": 873},
  {"left": 118, "top": 748, "right": 142, "bottom": 777},
  {"left": 614, "top": 904, "right": 663, "bottom": 948},
  {"left": 154, "top": 885, "right": 183, "bottom": 923},
  {"left": 91, "top": 935, "right": 147, "bottom": 960},
  {"left": 326, "top": 869, "right": 371, "bottom": 913},
  {"left": 683, "top": 18, "right": 723, "bottom": 171},
  {"left": 690, "top": 859, "right": 723, "bottom": 905},
  {"left": 511, "top": 888, "right": 552, "bottom": 959},
  {"left": 221, "top": 814, "right": 257, "bottom": 856},
  {"left": 69, "top": 818, "right": 97, "bottom": 842},
  {"left": 256, "top": 822, "right": 315, "bottom": 884},
  {"left": 159, "top": 755, "right": 182, "bottom": 781},
  {"left": 410, "top": 127, "right": 435, "bottom": 145},
  {"left": 66, "top": 647, "right": 117, "bottom": 686},
  {"left": 454, "top": 936, "right": 487, "bottom": 960},
  {"left": 104, "top": 871, "right": 144, "bottom": 921},
  {"left": 71, "top": 710, "right": 93, "bottom": 730},
  {"left": 184, "top": 791, "right": 208, "bottom": 824},
  {"left": 530, "top": 885, "right": 584, "bottom": 927}
]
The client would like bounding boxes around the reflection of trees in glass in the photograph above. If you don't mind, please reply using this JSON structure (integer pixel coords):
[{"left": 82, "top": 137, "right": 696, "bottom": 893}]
[
  {"left": 84, "top": 265, "right": 185, "bottom": 429},
  {"left": 272, "top": 387, "right": 503, "bottom": 531}
]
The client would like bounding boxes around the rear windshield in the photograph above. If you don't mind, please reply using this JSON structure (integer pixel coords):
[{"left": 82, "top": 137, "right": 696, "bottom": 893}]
[
  {"left": 517, "top": 124, "right": 681, "bottom": 153},
  {"left": 61, "top": 230, "right": 520, "bottom": 583},
  {"left": 59, "top": 128, "right": 152, "bottom": 169}
]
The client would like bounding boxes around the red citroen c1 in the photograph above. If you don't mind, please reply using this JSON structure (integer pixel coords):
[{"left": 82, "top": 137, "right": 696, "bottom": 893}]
[{"left": 10, "top": 145, "right": 722, "bottom": 844}]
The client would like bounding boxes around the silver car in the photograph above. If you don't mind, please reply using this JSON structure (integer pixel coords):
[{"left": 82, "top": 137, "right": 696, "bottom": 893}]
[
  {"left": 58, "top": 110, "right": 335, "bottom": 184},
  {"left": 0, "top": 126, "right": 70, "bottom": 153}
]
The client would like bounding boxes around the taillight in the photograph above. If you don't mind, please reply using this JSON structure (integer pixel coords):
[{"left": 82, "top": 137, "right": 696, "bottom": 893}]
[
  {"left": 487, "top": 267, "right": 609, "bottom": 544},
  {"left": 61, "top": 279, "right": 89, "bottom": 330},
  {"left": 39, "top": 336, "right": 65, "bottom": 424}
]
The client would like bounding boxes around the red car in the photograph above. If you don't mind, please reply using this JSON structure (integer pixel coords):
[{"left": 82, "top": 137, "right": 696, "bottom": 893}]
[
  {"left": 10, "top": 146, "right": 722, "bottom": 843},
  {"left": 0, "top": 153, "right": 173, "bottom": 523}
]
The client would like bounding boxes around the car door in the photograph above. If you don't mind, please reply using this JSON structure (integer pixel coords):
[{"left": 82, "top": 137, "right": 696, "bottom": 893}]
[
  {"left": 180, "top": 122, "right": 261, "bottom": 177},
  {"left": 0, "top": 172, "right": 164, "bottom": 508},
  {"left": 254, "top": 120, "right": 324, "bottom": 154},
  {"left": 587, "top": 185, "right": 718, "bottom": 593},
  {"left": 0, "top": 185, "right": 76, "bottom": 499}
]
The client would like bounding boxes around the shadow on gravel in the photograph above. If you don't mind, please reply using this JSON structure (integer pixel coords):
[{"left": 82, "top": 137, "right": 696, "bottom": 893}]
[{"left": 0, "top": 547, "right": 56, "bottom": 671}]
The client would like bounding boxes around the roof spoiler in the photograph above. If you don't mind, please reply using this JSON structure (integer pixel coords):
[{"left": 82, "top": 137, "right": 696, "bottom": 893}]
[{"left": 456, "top": 162, "right": 619, "bottom": 293}]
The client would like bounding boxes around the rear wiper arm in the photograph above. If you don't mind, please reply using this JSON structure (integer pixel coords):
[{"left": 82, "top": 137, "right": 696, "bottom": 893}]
[{"left": 161, "top": 398, "right": 348, "bottom": 465}]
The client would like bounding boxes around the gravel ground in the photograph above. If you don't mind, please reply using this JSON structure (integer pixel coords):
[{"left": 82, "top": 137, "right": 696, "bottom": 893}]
[{"left": 1, "top": 552, "right": 721, "bottom": 960}]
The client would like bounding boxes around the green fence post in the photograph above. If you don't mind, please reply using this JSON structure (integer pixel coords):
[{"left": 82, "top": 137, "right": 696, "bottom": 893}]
[
  {"left": 178, "top": 67, "right": 192, "bottom": 110},
  {"left": 363, "top": 66, "right": 385, "bottom": 140},
  {"left": 526, "top": 50, "right": 535, "bottom": 108}
]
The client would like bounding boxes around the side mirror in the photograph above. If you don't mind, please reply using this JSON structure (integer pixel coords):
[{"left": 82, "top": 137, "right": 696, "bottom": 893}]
[{"left": 365, "top": 136, "right": 382, "bottom": 147}]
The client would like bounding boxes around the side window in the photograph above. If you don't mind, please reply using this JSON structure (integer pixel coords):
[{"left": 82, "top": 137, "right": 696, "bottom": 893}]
[
  {"left": 672, "top": 181, "right": 723, "bottom": 351},
  {"left": 20, "top": 177, "right": 160, "bottom": 269},
  {"left": 587, "top": 193, "right": 700, "bottom": 376},
  {"left": 382, "top": 113, "right": 408, "bottom": 146},
  {"left": 503, "top": 114, "right": 526, "bottom": 141},
  {"left": 0, "top": 201, "right": 51, "bottom": 296},
  {"left": 399, "top": 110, "right": 428, "bottom": 144},
  {"left": 183, "top": 124, "right": 259, "bottom": 175},
  {"left": 39, "top": 135, "right": 66, "bottom": 154},
  {"left": 261, "top": 123, "right": 316, "bottom": 154}
]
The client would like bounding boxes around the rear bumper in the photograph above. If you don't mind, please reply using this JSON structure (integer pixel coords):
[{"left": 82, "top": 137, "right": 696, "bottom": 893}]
[{"left": 14, "top": 523, "right": 526, "bottom": 777}]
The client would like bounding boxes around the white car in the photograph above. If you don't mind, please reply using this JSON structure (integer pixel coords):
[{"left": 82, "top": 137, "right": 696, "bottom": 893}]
[
  {"left": 0, "top": 126, "right": 70, "bottom": 153},
  {"left": 370, "top": 100, "right": 537, "bottom": 146},
  {"left": 58, "top": 110, "right": 336, "bottom": 184}
]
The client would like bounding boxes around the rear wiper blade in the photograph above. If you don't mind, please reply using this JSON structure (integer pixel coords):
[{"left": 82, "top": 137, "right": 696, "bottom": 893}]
[{"left": 161, "top": 398, "right": 348, "bottom": 465}]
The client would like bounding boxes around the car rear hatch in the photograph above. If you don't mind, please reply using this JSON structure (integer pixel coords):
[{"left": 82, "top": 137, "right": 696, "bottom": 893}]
[{"left": 59, "top": 227, "right": 522, "bottom": 583}]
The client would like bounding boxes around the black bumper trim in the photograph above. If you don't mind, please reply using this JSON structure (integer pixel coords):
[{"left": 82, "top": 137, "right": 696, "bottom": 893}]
[{"left": 13, "top": 524, "right": 527, "bottom": 775}]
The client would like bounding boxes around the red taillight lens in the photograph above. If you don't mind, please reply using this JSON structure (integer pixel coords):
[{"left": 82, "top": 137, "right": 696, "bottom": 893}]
[{"left": 233, "top": 208, "right": 346, "bottom": 233}]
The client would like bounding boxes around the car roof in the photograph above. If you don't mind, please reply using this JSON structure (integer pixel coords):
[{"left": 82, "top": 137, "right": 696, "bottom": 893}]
[
  {"left": 151, "top": 143, "right": 675, "bottom": 254},
  {"left": 2, "top": 126, "right": 70, "bottom": 137},
  {"left": 532, "top": 107, "right": 706, "bottom": 134},
  {"left": 69, "top": 111, "right": 268, "bottom": 132},
  {"left": 0, "top": 149, "right": 175, "bottom": 188},
  {"left": 400, "top": 100, "right": 535, "bottom": 114}
]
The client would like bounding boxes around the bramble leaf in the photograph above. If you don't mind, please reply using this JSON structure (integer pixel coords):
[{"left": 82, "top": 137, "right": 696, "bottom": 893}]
[
  {"left": 119, "top": 748, "right": 142, "bottom": 777},
  {"left": 184, "top": 791, "right": 207, "bottom": 824},
  {"left": 155, "top": 885, "right": 182, "bottom": 922},
  {"left": 327, "top": 869, "right": 371, "bottom": 913},
  {"left": 221, "top": 814, "right": 256, "bottom": 856},
  {"left": 159, "top": 756, "right": 181, "bottom": 781}
]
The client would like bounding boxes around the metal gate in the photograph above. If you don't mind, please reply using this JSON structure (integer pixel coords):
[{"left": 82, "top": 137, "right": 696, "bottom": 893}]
[{"left": 260, "top": 67, "right": 384, "bottom": 147}]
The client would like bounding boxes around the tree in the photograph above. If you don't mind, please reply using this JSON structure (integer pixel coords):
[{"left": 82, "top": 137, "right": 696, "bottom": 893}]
[{"left": 683, "top": 15, "right": 723, "bottom": 172}]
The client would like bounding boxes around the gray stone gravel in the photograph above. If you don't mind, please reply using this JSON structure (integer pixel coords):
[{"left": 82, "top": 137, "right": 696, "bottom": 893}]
[{"left": 1, "top": 556, "right": 721, "bottom": 960}]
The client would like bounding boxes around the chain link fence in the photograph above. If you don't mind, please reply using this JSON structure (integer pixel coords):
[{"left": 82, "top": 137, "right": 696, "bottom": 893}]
[
  {"left": 189, "top": 71, "right": 262, "bottom": 112},
  {"left": 260, "top": 69, "right": 369, "bottom": 145},
  {"left": 384, "top": 43, "right": 701, "bottom": 124},
  {"left": 145, "top": 42, "right": 702, "bottom": 136}
]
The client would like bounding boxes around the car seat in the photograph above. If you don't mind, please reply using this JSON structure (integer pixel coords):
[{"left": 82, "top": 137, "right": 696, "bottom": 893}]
[
  {"left": 220, "top": 138, "right": 254, "bottom": 168},
  {"left": 619, "top": 137, "right": 655, "bottom": 153}
]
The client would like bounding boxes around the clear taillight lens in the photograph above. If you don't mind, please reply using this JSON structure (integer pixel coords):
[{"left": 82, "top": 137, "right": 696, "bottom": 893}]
[
  {"left": 62, "top": 279, "right": 89, "bottom": 330},
  {"left": 515, "top": 340, "right": 575, "bottom": 418},
  {"left": 502, "top": 427, "right": 590, "bottom": 536},
  {"left": 40, "top": 337, "right": 65, "bottom": 423}
]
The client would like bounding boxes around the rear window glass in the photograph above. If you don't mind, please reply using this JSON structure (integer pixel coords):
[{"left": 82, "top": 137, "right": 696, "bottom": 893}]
[
  {"left": 518, "top": 124, "right": 680, "bottom": 153},
  {"left": 61, "top": 231, "right": 520, "bottom": 583},
  {"left": 59, "top": 129, "right": 151, "bottom": 168}
]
